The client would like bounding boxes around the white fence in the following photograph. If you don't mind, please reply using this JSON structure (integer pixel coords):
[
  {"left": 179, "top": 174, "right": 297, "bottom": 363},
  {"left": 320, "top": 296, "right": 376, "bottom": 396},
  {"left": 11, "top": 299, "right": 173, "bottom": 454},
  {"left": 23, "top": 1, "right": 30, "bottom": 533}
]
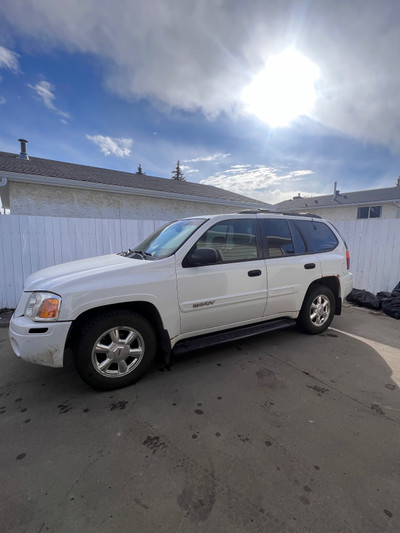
[
  {"left": 1, "top": 215, "right": 399, "bottom": 309},
  {"left": 335, "top": 219, "right": 400, "bottom": 294},
  {"left": 0, "top": 215, "right": 168, "bottom": 308}
]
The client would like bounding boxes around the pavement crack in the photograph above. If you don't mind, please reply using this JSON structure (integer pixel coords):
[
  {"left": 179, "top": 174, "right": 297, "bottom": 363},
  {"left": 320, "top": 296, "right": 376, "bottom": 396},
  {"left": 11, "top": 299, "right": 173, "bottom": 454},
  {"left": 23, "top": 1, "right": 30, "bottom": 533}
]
[
  {"left": 36, "top": 522, "right": 45, "bottom": 533},
  {"left": 65, "top": 450, "right": 104, "bottom": 496}
]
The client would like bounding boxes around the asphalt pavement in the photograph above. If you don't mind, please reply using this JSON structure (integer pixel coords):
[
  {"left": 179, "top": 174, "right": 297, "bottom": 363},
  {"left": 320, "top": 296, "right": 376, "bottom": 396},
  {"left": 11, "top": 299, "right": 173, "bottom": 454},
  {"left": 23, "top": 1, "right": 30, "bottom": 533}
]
[{"left": 1, "top": 305, "right": 399, "bottom": 533}]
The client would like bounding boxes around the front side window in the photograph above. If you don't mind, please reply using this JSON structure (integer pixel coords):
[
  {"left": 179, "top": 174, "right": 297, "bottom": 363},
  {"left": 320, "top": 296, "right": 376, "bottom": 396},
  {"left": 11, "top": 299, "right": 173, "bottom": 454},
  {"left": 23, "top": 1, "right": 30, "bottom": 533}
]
[
  {"left": 196, "top": 218, "right": 258, "bottom": 263},
  {"left": 261, "top": 219, "right": 294, "bottom": 256},
  {"left": 294, "top": 220, "right": 338, "bottom": 253},
  {"left": 357, "top": 206, "right": 382, "bottom": 219}
]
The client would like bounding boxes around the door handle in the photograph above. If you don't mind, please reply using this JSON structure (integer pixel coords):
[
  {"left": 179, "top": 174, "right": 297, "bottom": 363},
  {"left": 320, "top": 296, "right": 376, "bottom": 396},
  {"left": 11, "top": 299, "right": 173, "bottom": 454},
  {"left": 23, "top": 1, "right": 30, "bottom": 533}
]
[
  {"left": 248, "top": 269, "right": 262, "bottom": 277},
  {"left": 304, "top": 263, "right": 316, "bottom": 269}
]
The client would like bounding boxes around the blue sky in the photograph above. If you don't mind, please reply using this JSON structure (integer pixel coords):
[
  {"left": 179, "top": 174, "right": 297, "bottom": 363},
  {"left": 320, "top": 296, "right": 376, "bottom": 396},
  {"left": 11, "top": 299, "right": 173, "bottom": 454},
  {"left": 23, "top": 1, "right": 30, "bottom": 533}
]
[{"left": 1, "top": 0, "right": 400, "bottom": 205}]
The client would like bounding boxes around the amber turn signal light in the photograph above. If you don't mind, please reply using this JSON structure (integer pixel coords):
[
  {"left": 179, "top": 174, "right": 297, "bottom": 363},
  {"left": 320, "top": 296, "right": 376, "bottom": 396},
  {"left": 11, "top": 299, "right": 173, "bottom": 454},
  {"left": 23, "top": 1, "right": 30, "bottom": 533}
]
[{"left": 38, "top": 298, "right": 60, "bottom": 319}]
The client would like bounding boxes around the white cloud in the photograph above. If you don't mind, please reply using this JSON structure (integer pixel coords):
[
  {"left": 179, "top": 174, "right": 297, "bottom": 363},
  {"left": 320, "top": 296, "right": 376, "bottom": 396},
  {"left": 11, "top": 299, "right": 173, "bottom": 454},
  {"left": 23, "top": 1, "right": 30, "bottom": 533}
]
[
  {"left": 183, "top": 153, "right": 231, "bottom": 163},
  {"left": 180, "top": 165, "right": 199, "bottom": 174},
  {"left": 86, "top": 135, "right": 133, "bottom": 157},
  {"left": 2, "top": 1, "right": 400, "bottom": 146},
  {"left": 0, "top": 96, "right": 5, "bottom": 105},
  {"left": 28, "top": 80, "right": 70, "bottom": 121},
  {"left": 0, "top": 45, "right": 20, "bottom": 72},
  {"left": 201, "top": 165, "right": 314, "bottom": 204}
]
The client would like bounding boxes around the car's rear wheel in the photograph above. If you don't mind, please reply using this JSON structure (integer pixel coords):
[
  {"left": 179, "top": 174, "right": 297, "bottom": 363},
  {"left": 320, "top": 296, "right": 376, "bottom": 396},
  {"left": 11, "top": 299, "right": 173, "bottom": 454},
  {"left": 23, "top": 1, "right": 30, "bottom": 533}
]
[
  {"left": 74, "top": 310, "right": 157, "bottom": 390},
  {"left": 297, "top": 286, "right": 335, "bottom": 334}
]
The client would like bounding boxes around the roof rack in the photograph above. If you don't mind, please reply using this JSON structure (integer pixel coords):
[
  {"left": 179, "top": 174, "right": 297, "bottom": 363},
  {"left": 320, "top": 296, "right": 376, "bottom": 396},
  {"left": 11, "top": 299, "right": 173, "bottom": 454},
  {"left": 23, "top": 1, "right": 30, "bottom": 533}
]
[{"left": 239, "top": 209, "right": 322, "bottom": 219}]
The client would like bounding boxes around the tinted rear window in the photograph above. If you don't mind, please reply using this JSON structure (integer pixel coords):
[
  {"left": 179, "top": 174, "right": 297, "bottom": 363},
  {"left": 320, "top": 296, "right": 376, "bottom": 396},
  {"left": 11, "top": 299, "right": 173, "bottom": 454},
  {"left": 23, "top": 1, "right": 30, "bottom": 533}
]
[{"left": 293, "top": 220, "right": 338, "bottom": 253}]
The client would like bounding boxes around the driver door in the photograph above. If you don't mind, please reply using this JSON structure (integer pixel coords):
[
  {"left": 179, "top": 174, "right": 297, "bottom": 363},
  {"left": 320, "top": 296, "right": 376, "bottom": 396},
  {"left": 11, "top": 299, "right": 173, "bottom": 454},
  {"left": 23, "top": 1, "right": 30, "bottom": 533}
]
[{"left": 176, "top": 218, "right": 267, "bottom": 335}]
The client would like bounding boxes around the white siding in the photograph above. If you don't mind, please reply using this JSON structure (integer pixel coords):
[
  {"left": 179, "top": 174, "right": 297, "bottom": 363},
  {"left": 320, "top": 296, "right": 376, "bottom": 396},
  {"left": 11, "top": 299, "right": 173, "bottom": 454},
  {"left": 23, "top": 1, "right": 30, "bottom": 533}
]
[
  {"left": 0, "top": 215, "right": 168, "bottom": 308},
  {"left": 315, "top": 203, "right": 398, "bottom": 222},
  {"left": 335, "top": 219, "right": 400, "bottom": 294}
]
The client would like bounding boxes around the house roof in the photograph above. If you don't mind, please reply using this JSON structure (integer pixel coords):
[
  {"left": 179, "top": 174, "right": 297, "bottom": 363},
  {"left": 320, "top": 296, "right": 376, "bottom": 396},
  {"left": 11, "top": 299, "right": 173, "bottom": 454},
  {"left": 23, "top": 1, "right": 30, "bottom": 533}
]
[
  {"left": 275, "top": 185, "right": 400, "bottom": 211},
  {"left": 0, "top": 151, "right": 270, "bottom": 208}
]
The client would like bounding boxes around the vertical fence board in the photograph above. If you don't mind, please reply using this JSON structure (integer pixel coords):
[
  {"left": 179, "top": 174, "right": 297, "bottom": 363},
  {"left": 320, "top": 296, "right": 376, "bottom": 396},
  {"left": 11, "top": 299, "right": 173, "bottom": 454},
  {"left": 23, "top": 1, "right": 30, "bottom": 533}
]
[
  {"left": 10, "top": 215, "right": 24, "bottom": 303},
  {"left": 1, "top": 216, "right": 17, "bottom": 307}
]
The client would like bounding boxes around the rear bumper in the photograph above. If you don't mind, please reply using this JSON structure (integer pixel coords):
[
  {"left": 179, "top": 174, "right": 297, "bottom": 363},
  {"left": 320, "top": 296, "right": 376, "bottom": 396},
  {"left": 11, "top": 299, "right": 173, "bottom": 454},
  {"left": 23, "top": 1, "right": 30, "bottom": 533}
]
[
  {"left": 9, "top": 315, "right": 72, "bottom": 368},
  {"left": 341, "top": 272, "right": 353, "bottom": 301}
]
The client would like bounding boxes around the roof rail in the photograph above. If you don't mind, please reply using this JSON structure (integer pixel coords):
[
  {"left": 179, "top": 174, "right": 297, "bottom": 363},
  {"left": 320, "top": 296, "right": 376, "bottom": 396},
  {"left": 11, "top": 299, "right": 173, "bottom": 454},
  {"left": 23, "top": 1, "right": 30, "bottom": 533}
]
[{"left": 239, "top": 209, "right": 322, "bottom": 219}]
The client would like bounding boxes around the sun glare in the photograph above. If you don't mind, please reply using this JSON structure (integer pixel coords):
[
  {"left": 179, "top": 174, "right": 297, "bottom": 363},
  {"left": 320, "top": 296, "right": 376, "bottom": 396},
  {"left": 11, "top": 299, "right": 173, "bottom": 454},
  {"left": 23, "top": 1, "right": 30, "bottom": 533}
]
[{"left": 242, "top": 49, "right": 320, "bottom": 127}]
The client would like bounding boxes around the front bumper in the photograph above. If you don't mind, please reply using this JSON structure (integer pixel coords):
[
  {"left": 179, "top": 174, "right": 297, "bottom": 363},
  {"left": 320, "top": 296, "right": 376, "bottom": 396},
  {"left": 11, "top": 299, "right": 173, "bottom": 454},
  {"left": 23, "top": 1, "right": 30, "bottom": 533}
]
[{"left": 9, "top": 315, "right": 72, "bottom": 368}]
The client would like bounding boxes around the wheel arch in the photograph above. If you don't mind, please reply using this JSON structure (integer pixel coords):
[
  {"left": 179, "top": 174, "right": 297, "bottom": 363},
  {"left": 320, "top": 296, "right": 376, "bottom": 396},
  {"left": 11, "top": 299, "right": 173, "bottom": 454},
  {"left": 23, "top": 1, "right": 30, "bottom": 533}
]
[
  {"left": 65, "top": 301, "right": 171, "bottom": 362},
  {"left": 304, "top": 276, "right": 342, "bottom": 315}
]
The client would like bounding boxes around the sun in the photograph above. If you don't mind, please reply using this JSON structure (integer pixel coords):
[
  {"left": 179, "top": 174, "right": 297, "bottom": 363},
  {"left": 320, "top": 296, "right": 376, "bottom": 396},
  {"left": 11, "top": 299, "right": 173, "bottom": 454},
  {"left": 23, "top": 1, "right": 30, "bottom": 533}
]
[{"left": 242, "top": 49, "right": 320, "bottom": 127}]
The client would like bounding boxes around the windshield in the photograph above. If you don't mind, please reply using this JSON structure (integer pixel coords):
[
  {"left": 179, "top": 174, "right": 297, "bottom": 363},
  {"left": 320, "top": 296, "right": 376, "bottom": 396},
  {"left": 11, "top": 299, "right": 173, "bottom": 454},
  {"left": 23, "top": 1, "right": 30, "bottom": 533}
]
[{"left": 129, "top": 218, "right": 206, "bottom": 259}]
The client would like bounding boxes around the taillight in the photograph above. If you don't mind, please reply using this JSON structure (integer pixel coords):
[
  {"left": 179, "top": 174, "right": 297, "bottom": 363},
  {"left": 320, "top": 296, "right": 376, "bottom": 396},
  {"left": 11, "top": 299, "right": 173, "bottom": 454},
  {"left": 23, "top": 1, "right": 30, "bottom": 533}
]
[{"left": 346, "top": 249, "right": 350, "bottom": 270}]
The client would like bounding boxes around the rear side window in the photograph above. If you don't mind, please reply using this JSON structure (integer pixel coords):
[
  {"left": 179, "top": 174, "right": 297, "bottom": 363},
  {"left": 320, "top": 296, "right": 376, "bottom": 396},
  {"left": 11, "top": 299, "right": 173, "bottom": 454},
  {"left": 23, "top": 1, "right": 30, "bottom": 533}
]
[
  {"left": 293, "top": 220, "right": 338, "bottom": 253},
  {"left": 196, "top": 218, "right": 258, "bottom": 262},
  {"left": 261, "top": 219, "right": 294, "bottom": 256}
]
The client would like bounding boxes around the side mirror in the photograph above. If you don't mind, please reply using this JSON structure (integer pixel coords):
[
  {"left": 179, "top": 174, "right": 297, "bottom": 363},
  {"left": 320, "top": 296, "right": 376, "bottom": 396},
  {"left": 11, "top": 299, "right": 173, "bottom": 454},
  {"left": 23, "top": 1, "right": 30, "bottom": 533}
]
[{"left": 183, "top": 248, "right": 221, "bottom": 267}]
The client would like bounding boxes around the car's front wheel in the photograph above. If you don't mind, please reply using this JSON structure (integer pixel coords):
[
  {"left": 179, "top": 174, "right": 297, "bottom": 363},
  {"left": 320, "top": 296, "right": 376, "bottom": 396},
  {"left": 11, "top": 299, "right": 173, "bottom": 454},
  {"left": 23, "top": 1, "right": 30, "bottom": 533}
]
[
  {"left": 74, "top": 310, "right": 157, "bottom": 390},
  {"left": 297, "top": 286, "right": 335, "bottom": 334}
]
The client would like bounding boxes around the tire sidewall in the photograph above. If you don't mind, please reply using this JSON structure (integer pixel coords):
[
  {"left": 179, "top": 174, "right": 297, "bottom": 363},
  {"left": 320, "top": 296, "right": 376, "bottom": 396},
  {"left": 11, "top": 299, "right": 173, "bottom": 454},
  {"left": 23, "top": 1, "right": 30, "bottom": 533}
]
[
  {"left": 298, "top": 286, "right": 335, "bottom": 334},
  {"left": 74, "top": 311, "right": 157, "bottom": 390}
]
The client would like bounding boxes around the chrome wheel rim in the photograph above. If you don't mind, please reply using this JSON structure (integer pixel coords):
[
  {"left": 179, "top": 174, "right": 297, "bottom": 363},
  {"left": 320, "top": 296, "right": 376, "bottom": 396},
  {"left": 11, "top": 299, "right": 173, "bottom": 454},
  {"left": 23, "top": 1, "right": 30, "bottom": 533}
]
[
  {"left": 310, "top": 295, "right": 331, "bottom": 327},
  {"left": 91, "top": 326, "right": 145, "bottom": 378}
]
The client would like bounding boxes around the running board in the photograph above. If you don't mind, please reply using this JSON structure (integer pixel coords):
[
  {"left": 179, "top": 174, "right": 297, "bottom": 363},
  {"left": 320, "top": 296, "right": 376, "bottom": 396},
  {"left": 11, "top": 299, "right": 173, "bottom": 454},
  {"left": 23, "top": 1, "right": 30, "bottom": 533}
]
[{"left": 173, "top": 318, "right": 296, "bottom": 355}]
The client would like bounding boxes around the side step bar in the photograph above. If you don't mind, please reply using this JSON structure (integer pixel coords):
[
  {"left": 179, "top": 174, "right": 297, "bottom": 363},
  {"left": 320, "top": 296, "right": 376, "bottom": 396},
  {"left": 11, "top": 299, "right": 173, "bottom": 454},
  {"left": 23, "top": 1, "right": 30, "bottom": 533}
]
[{"left": 173, "top": 318, "right": 296, "bottom": 355}]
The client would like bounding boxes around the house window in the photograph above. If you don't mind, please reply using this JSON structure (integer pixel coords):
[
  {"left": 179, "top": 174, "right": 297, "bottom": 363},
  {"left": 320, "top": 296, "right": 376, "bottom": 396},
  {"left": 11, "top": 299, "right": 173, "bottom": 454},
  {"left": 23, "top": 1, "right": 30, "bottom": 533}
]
[{"left": 357, "top": 206, "right": 382, "bottom": 219}]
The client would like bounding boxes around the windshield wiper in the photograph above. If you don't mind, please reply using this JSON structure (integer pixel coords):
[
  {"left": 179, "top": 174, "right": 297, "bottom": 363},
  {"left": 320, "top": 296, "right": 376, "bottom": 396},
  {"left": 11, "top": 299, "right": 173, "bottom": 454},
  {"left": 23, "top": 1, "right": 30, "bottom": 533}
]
[
  {"left": 130, "top": 249, "right": 153, "bottom": 259},
  {"left": 118, "top": 249, "right": 153, "bottom": 259}
]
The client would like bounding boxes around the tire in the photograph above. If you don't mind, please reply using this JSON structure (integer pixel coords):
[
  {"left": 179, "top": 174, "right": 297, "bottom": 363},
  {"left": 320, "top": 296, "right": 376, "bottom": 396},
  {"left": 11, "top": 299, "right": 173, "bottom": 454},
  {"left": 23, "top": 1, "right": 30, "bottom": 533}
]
[
  {"left": 297, "top": 286, "right": 335, "bottom": 334},
  {"left": 74, "top": 310, "right": 157, "bottom": 390}
]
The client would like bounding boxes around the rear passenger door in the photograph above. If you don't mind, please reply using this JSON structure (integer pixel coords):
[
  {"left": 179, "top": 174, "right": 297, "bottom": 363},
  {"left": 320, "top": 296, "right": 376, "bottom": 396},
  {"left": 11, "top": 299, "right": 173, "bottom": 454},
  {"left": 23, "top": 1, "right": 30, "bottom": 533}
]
[
  {"left": 260, "top": 218, "right": 322, "bottom": 317},
  {"left": 292, "top": 219, "right": 341, "bottom": 278}
]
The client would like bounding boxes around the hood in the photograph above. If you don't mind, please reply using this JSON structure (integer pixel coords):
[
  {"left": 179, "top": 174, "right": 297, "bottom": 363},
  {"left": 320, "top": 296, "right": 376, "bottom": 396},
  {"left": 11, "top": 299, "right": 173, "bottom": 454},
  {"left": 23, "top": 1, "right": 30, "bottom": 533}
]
[{"left": 24, "top": 254, "right": 144, "bottom": 292}]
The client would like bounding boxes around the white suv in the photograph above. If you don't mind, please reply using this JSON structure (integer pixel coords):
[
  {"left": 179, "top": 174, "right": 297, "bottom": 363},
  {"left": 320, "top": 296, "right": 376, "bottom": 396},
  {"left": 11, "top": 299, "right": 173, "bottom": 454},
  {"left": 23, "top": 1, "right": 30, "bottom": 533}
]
[{"left": 9, "top": 212, "right": 353, "bottom": 390}]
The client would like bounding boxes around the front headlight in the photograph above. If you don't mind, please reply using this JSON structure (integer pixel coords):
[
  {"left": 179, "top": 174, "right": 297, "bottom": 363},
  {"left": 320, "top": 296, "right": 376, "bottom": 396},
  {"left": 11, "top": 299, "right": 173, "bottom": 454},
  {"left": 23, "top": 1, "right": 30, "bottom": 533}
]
[{"left": 25, "top": 292, "right": 62, "bottom": 321}]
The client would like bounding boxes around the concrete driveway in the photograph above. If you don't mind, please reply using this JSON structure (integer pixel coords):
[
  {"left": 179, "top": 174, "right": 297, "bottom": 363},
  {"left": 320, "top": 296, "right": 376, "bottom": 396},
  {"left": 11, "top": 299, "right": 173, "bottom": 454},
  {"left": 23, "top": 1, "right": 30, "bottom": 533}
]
[{"left": 1, "top": 305, "right": 399, "bottom": 533}]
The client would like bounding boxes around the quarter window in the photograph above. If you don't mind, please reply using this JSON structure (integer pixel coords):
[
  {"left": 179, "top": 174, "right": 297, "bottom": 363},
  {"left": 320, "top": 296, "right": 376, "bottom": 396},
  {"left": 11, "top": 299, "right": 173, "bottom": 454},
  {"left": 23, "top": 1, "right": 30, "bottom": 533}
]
[
  {"left": 196, "top": 219, "right": 258, "bottom": 263},
  {"left": 293, "top": 220, "right": 338, "bottom": 252},
  {"left": 357, "top": 206, "right": 382, "bottom": 219}
]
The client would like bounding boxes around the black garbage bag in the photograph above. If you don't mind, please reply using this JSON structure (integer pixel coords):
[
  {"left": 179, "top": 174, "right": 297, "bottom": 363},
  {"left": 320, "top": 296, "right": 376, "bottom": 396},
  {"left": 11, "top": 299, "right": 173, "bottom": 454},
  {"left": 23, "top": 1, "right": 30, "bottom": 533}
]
[
  {"left": 381, "top": 296, "right": 400, "bottom": 319},
  {"left": 346, "top": 288, "right": 381, "bottom": 310},
  {"left": 377, "top": 291, "right": 393, "bottom": 302},
  {"left": 391, "top": 282, "right": 400, "bottom": 297}
]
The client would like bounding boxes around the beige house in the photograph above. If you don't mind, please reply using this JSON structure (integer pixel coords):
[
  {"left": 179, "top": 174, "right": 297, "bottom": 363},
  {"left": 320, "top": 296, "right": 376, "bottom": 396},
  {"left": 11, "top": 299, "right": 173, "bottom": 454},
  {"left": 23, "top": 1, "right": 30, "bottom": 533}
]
[
  {"left": 274, "top": 181, "right": 400, "bottom": 223},
  {"left": 0, "top": 140, "right": 271, "bottom": 218}
]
